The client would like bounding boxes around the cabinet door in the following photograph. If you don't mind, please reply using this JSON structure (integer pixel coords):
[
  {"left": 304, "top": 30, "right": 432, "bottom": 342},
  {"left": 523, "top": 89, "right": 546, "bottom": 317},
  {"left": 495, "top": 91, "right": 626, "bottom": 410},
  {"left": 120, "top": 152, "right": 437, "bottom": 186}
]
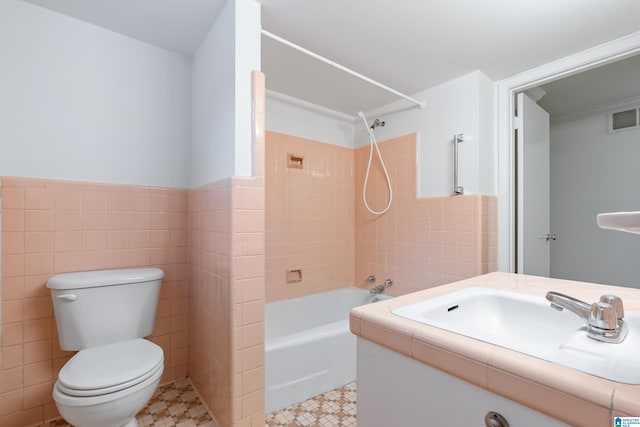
[{"left": 357, "top": 338, "right": 569, "bottom": 427}]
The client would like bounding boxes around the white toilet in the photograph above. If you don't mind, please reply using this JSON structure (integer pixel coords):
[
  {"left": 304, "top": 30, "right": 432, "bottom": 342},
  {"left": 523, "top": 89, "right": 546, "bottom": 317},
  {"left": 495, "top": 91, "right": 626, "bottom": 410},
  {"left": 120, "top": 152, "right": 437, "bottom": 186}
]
[{"left": 47, "top": 268, "right": 165, "bottom": 427}]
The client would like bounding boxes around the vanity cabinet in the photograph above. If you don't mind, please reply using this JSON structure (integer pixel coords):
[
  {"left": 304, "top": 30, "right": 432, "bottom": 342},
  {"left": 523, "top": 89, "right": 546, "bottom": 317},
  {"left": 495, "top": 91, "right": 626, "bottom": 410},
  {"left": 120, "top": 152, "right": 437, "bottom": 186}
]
[{"left": 357, "top": 338, "right": 570, "bottom": 427}]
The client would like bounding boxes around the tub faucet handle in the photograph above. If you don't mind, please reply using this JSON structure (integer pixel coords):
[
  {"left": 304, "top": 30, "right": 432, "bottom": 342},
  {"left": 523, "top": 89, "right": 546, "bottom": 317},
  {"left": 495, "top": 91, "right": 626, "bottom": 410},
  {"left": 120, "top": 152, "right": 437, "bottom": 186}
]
[
  {"left": 366, "top": 275, "right": 376, "bottom": 283},
  {"left": 384, "top": 279, "right": 393, "bottom": 287}
]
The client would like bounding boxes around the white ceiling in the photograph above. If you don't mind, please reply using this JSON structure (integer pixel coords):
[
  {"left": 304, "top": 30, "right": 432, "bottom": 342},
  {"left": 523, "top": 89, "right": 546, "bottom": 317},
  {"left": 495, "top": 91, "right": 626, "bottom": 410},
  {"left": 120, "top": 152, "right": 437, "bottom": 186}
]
[
  {"left": 21, "top": 0, "right": 227, "bottom": 55},
  {"left": 539, "top": 54, "right": 640, "bottom": 118},
  {"left": 20, "top": 0, "right": 640, "bottom": 115},
  {"left": 260, "top": 0, "right": 640, "bottom": 114}
]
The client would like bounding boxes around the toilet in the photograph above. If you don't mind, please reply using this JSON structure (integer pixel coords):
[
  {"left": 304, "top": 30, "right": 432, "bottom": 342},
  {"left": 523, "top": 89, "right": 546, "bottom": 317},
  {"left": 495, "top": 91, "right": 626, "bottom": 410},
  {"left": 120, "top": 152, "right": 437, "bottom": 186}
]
[{"left": 47, "top": 268, "right": 165, "bottom": 427}]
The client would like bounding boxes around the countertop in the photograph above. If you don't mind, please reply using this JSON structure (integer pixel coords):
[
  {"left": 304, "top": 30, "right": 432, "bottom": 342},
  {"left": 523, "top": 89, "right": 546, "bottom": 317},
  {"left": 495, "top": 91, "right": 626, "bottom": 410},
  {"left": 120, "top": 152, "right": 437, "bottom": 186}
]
[{"left": 349, "top": 272, "right": 640, "bottom": 426}]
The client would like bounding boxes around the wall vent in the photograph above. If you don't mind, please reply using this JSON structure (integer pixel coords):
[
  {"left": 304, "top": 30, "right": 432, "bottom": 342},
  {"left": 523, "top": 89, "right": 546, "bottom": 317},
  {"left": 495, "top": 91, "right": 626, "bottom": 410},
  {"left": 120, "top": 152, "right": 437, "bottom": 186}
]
[{"left": 608, "top": 107, "right": 640, "bottom": 133}]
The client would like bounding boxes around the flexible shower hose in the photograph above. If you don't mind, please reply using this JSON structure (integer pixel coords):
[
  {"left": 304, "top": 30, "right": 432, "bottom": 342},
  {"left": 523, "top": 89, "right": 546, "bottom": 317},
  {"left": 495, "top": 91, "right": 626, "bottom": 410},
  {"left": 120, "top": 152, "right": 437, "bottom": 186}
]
[{"left": 358, "top": 111, "right": 393, "bottom": 215}]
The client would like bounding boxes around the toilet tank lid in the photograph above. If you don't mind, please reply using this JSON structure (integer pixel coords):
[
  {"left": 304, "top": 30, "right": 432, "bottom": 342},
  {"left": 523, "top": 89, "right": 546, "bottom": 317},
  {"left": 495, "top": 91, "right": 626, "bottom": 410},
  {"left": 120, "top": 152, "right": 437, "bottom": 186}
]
[{"left": 47, "top": 268, "right": 164, "bottom": 290}]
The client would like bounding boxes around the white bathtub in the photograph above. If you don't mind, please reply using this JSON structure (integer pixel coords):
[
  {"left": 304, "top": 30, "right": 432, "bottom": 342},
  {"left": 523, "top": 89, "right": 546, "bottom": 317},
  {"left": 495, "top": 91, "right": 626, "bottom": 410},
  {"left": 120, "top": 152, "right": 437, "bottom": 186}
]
[{"left": 265, "top": 287, "right": 391, "bottom": 413}]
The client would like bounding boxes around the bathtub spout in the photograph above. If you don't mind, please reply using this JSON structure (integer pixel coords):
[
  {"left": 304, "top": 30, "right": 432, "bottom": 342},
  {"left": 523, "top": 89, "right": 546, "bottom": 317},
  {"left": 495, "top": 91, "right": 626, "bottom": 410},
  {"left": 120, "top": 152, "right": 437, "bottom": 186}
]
[{"left": 370, "top": 285, "right": 385, "bottom": 294}]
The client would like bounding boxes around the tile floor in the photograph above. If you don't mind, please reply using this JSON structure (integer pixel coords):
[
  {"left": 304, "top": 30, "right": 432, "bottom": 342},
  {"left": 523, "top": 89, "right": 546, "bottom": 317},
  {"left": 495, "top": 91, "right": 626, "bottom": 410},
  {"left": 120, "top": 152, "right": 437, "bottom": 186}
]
[
  {"left": 265, "top": 382, "right": 357, "bottom": 427},
  {"left": 53, "top": 378, "right": 216, "bottom": 427},
  {"left": 53, "top": 380, "right": 357, "bottom": 427}
]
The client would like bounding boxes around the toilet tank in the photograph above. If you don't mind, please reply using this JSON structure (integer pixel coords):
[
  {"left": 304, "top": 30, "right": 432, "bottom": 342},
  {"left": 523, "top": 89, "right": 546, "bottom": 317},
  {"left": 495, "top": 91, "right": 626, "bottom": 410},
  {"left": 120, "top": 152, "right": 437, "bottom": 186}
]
[{"left": 47, "top": 268, "right": 164, "bottom": 351}]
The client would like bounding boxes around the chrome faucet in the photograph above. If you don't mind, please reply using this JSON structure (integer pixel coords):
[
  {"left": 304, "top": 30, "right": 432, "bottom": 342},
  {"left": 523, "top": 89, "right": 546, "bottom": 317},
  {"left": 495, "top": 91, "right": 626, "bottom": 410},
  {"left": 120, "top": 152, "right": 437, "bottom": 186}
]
[
  {"left": 370, "top": 284, "right": 385, "bottom": 294},
  {"left": 367, "top": 275, "right": 393, "bottom": 294},
  {"left": 546, "top": 291, "right": 628, "bottom": 343},
  {"left": 367, "top": 275, "right": 382, "bottom": 294}
]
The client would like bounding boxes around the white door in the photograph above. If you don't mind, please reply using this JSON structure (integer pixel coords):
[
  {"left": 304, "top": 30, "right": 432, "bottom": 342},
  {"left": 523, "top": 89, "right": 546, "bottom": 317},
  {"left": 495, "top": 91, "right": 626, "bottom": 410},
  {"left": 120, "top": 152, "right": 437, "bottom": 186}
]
[{"left": 517, "top": 92, "right": 551, "bottom": 276}]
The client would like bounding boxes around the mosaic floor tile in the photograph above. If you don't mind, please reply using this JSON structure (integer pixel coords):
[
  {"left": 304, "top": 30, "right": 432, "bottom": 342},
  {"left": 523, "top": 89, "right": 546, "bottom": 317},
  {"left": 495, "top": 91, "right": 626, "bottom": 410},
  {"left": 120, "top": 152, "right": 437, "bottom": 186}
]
[
  {"left": 53, "top": 379, "right": 216, "bottom": 427},
  {"left": 52, "top": 379, "right": 358, "bottom": 427},
  {"left": 266, "top": 382, "right": 357, "bottom": 427}
]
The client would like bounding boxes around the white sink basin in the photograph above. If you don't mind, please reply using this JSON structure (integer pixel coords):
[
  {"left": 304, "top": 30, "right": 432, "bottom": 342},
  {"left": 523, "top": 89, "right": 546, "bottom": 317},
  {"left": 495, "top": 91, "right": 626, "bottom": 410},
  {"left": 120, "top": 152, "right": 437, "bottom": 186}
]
[{"left": 392, "top": 287, "right": 640, "bottom": 384}]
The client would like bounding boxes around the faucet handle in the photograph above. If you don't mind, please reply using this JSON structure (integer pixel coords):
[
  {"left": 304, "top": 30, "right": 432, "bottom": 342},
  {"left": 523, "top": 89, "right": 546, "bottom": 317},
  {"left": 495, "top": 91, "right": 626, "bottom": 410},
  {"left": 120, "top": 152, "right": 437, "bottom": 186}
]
[
  {"left": 600, "top": 294, "right": 624, "bottom": 319},
  {"left": 366, "top": 275, "right": 376, "bottom": 283},
  {"left": 589, "top": 302, "right": 618, "bottom": 331}
]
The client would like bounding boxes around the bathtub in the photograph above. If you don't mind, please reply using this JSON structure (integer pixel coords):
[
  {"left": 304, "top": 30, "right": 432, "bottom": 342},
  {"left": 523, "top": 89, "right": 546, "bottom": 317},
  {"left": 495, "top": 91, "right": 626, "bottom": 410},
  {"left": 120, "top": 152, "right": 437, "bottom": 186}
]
[{"left": 265, "top": 287, "right": 391, "bottom": 413}]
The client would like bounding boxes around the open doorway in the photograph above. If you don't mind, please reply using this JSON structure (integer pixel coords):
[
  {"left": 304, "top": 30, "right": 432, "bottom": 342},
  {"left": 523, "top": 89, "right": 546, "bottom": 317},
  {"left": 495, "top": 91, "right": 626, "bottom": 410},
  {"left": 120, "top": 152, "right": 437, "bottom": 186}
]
[
  {"left": 514, "top": 54, "right": 640, "bottom": 287},
  {"left": 497, "top": 32, "right": 640, "bottom": 278}
]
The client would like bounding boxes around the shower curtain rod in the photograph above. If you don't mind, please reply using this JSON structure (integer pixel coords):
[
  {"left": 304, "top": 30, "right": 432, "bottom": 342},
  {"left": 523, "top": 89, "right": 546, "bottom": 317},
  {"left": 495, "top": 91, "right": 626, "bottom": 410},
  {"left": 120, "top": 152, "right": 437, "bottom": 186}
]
[{"left": 261, "top": 30, "right": 426, "bottom": 110}]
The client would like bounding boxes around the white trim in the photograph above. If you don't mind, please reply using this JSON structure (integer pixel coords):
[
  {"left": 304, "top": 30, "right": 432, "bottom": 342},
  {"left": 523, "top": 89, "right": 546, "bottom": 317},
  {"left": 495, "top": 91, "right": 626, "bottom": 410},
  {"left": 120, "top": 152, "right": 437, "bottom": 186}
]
[
  {"left": 261, "top": 29, "right": 426, "bottom": 110},
  {"left": 515, "top": 93, "right": 524, "bottom": 274},
  {"left": 497, "top": 30, "right": 640, "bottom": 273}
]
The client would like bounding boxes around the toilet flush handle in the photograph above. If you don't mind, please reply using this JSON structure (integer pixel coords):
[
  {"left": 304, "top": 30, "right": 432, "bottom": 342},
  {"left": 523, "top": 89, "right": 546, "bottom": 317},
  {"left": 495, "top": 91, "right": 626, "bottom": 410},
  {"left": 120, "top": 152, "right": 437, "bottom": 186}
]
[{"left": 57, "top": 294, "right": 77, "bottom": 301}]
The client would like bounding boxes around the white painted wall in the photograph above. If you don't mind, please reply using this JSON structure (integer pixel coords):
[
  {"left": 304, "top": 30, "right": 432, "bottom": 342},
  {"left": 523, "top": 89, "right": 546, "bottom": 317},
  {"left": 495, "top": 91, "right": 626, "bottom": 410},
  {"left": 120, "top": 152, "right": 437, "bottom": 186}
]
[
  {"left": 550, "top": 111, "right": 640, "bottom": 288},
  {"left": 357, "top": 71, "right": 495, "bottom": 197},
  {"left": 266, "top": 92, "right": 355, "bottom": 148},
  {"left": 191, "top": 0, "right": 260, "bottom": 187},
  {"left": 191, "top": 0, "right": 235, "bottom": 186},
  {"left": 479, "top": 74, "right": 496, "bottom": 195},
  {"left": 0, "top": 0, "right": 191, "bottom": 188}
]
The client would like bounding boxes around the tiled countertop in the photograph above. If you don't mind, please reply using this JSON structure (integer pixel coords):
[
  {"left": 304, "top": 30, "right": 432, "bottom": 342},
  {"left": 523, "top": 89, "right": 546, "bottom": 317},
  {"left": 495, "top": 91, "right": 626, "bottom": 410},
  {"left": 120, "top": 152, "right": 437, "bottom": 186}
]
[{"left": 349, "top": 272, "right": 640, "bottom": 426}]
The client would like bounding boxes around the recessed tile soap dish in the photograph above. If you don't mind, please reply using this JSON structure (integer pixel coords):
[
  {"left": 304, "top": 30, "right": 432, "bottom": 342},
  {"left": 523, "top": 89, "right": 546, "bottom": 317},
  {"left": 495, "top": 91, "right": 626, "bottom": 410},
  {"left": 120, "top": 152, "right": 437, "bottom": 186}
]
[{"left": 597, "top": 211, "right": 640, "bottom": 235}]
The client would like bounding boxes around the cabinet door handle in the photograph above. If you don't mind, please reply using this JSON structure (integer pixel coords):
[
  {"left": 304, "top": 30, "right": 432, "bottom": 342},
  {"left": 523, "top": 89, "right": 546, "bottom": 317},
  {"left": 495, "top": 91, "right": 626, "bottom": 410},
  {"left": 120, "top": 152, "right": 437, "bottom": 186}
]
[{"left": 485, "top": 411, "right": 509, "bottom": 427}]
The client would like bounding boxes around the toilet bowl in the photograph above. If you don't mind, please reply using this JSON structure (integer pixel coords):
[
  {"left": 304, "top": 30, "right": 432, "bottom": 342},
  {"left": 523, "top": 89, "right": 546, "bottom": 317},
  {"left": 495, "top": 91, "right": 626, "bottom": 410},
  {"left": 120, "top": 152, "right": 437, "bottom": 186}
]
[
  {"left": 47, "top": 268, "right": 165, "bottom": 427},
  {"left": 52, "top": 339, "right": 164, "bottom": 427}
]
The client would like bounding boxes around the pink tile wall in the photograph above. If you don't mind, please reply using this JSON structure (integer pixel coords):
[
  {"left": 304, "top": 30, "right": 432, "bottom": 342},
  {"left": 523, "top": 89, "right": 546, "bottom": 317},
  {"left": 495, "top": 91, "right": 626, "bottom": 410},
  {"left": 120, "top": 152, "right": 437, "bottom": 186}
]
[
  {"left": 187, "top": 177, "right": 265, "bottom": 427},
  {"left": 230, "top": 177, "right": 265, "bottom": 427},
  {"left": 265, "top": 131, "right": 496, "bottom": 301},
  {"left": 265, "top": 132, "right": 355, "bottom": 302},
  {"left": 188, "top": 178, "right": 234, "bottom": 426},
  {"left": 232, "top": 70, "right": 266, "bottom": 427},
  {"left": 354, "top": 134, "right": 497, "bottom": 295},
  {"left": 188, "top": 71, "right": 266, "bottom": 427},
  {"left": 0, "top": 176, "right": 189, "bottom": 427}
]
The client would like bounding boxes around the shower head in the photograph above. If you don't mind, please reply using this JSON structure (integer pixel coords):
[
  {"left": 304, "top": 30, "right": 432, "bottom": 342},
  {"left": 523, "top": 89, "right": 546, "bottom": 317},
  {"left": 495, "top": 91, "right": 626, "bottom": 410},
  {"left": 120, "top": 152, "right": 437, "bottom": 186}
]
[
  {"left": 356, "top": 111, "right": 385, "bottom": 131},
  {"left": 371, "top": 119, "right": 385, "bottom": 129}
]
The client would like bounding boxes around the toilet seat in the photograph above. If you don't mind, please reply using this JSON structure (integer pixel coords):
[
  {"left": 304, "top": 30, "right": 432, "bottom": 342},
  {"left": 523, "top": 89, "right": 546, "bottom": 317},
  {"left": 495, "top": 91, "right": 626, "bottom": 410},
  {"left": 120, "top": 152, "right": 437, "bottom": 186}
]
[{"left": 57, "top": 339, "right": 164, "bottom": 397}]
